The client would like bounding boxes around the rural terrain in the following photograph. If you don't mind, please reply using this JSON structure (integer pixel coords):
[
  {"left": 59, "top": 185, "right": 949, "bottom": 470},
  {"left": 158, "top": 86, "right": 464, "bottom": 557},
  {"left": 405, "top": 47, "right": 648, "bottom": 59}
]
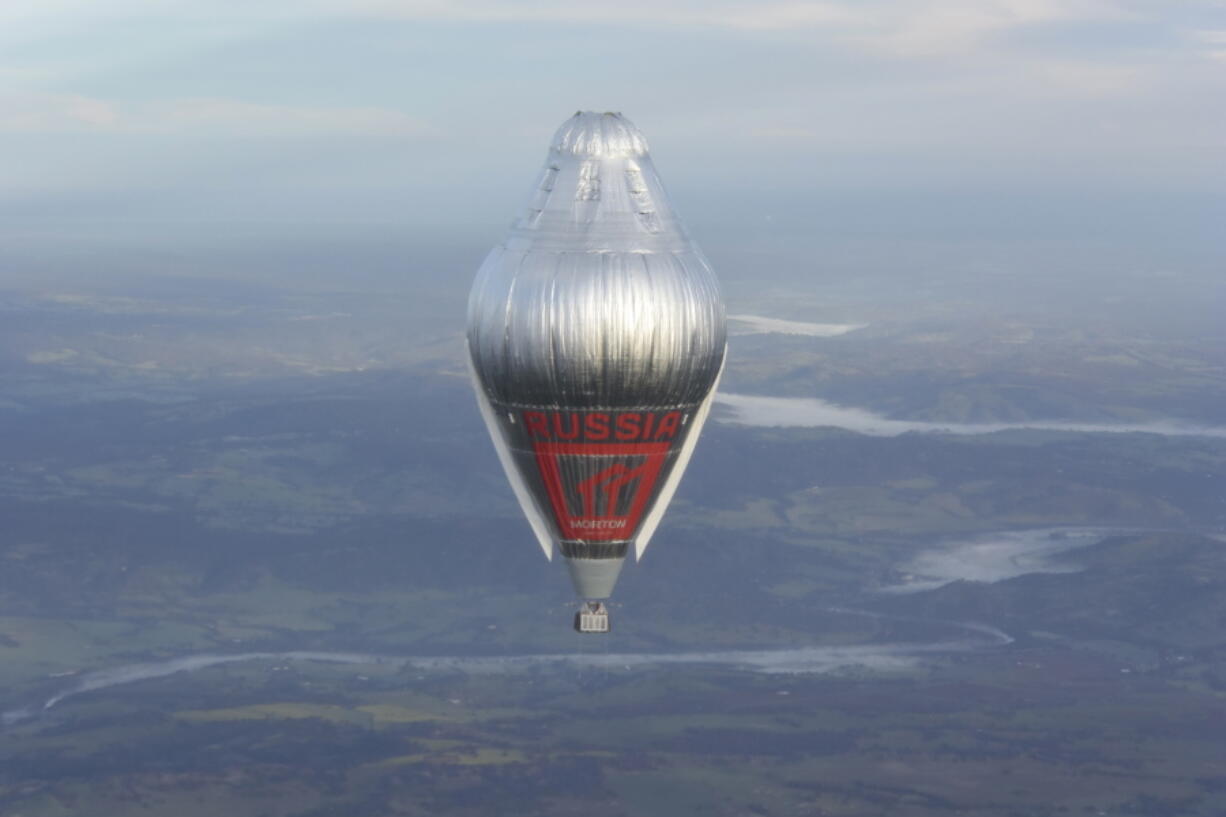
[{"left": 1, "top": 270, "right": 1224, "bottom": 816}]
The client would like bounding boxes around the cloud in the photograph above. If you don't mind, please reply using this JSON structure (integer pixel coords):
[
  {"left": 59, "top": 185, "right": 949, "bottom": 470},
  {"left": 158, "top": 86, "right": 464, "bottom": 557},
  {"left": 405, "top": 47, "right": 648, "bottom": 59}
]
[
  {"left": 331, "top": 0, "right": 1150, "bottom": 58},
  {"left": 0, "top": 0, "right": 1152, "bottom": 55},
  {"left": 0, "top": 94, "right": 121, "bottom": 132},
  {"left": 1026, "top": 59, "right": 1148, "bottom": 96},
  {"left": 1, "top": 0, "right": 1220, "bottom": 199},
  {"left": 0, "top": 94, "right": 429, "bottom": 136},
  {"left": 152, "top": 98, "right": 428, "bottom": 136},
  {"left": 1195, "top": 28, "right": 1226, "bottom": 61},
  {"left": 837, "top": 0, "right": 1139, "bottom": 58},
  {"left": 337, "top": 0, "right": 860, "bottom": 31}
]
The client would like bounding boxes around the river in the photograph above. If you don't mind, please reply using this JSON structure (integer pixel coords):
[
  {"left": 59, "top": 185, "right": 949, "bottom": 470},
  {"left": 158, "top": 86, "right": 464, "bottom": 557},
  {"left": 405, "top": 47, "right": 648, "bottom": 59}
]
[
  {"left": 4, "top": 526, "right": 1129, "bottom": 727},
  {"left": 714, "top": 392, "right": 1226, "bottom": 438},
  {"left": 2, "top": 617, "right": 1012, "bottom": 727}
]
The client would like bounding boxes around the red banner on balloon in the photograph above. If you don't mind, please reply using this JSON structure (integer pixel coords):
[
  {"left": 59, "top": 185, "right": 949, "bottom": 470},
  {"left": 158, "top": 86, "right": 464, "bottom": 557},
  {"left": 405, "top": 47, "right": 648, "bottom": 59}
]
[{"left": 531, "top": 442, "right": 670, "bottom": 541}]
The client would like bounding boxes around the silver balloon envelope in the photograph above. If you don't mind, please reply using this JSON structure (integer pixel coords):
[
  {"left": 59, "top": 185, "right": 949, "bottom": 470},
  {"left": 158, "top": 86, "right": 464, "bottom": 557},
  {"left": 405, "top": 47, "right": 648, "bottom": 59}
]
[{"left": 467, "top": 111, "right": 726, "bottom": 600}]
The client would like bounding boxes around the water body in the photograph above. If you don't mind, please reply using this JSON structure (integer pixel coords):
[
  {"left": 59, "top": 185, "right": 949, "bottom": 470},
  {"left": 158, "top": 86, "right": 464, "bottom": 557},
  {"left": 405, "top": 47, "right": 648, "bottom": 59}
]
[
  {"left": 727, "top": 315, "right": 867, "bottom": 338},
  {"left": 715, "top": 392, "right": 1226, "bottom": 438},
  {"left": 3, "top": 618, "right": 1011, "bottom": 727},
  {"left": 881, "top": 527, "right": 1108, "bottom": 594}
]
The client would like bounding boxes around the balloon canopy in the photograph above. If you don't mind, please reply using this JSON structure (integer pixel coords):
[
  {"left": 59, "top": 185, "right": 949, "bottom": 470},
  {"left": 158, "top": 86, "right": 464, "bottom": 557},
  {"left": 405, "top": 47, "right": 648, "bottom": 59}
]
[{"left": 467, "top": 111, "right": 726, "bottom": 604}]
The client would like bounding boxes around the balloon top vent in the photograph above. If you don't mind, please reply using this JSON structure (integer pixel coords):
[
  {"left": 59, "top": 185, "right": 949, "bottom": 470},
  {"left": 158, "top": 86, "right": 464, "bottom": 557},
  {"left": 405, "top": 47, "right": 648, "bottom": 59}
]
[{"left": 551, "top": 111, "right": 649, "bottom": 158}]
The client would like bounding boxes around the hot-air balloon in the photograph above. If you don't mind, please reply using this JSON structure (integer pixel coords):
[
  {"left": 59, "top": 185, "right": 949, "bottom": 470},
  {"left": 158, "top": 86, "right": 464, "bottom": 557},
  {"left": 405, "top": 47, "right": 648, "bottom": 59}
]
[{"left": 466, "top": 111, "right": 726, "bottom": 633}]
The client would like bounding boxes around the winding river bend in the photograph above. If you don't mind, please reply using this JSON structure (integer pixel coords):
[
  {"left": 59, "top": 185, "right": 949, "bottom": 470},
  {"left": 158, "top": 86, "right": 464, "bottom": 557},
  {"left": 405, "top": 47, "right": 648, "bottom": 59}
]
[
  {"left": 2, "top": 617, "right": 1012, "bottom": 727},
  {"left": 5, "top": 526, "right": 1127, "bottom": 728}
]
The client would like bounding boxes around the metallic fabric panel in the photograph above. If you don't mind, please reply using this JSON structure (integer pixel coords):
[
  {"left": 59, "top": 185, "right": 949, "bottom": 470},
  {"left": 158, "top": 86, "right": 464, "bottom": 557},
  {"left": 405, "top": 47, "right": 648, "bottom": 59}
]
[{"left": 467, "top": 112, "right": 726, "bottom": 412}]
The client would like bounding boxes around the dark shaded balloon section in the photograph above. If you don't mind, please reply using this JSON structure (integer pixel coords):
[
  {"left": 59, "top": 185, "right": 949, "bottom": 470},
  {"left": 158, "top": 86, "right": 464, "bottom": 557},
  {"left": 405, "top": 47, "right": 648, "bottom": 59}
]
[{"left": 466, "top": 112, "right": 726, "bottom": 609}]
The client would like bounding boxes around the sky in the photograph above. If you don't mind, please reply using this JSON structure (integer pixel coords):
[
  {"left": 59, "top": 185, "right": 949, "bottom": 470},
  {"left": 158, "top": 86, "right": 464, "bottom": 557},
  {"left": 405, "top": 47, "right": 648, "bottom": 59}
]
[{"left": 1, "top": 0, "right": 1223, "bottom": 286}]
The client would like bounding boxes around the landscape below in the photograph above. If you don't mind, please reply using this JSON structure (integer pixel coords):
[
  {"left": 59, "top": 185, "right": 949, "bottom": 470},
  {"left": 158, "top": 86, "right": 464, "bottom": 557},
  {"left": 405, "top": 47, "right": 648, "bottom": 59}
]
[{"left": 1, "top": 275, "right": 1224, "bottom": 816}]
